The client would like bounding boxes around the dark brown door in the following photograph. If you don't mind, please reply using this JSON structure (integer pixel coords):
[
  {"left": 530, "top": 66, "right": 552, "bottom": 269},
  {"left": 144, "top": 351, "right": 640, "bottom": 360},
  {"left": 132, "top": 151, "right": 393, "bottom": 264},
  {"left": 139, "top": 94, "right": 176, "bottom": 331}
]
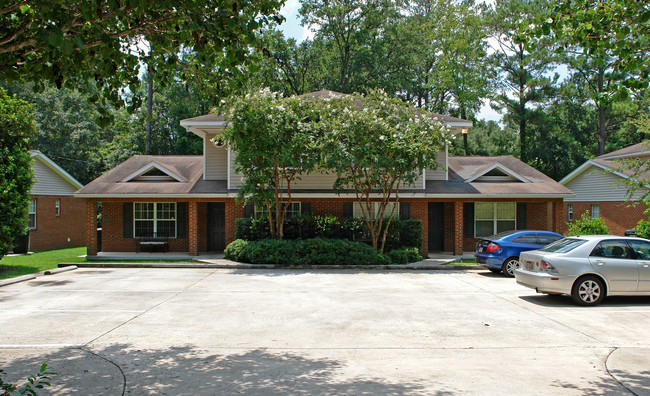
[
  {"left": 428, "top": 202, "right": 444, "bottom": 252},
  {"left": 208, "top": 202, "right": 226, "bottom": 251}
]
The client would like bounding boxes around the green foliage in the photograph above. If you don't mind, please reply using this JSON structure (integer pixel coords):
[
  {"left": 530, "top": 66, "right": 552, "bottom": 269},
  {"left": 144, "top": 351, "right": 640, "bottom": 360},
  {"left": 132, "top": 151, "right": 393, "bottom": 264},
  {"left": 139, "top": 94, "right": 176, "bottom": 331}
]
[
  {"left": 320, "top": 90, "right": 448, "bottom": 253},
  {"left": 235, "top": 216, "right": 423, "bottom": 251},
  {"left": 225, "top": 238, "right": 399, "bottom": 265},
  {"left": 224, "top": 89, "right": 322, "bottom": 240},
  {"left": 634, "top": 202, "right": 650, "bottom": 239},
  {"left": 0, "top": 247, "right": 86, "bottom": 280},
  {"left": 0, "top": 88, "right": 36, "bottom": 258},
  {"left": 0, "top": 0, "right": 285, "bottom": 118},
  {"left": 388, "top": 247, "right": 422, "bottom": 264},
  {"left": 566, "top": 212, "right": 610, "bottom": 236},
  {"left": 0, "top": 364, "right": 57, "bottom": 395}
]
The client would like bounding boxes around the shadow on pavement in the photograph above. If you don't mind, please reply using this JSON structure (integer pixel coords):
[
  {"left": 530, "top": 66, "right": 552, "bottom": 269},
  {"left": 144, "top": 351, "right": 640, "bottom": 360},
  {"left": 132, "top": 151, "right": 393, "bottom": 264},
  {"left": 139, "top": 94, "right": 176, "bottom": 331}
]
[
  {"left": 1, "top": 344, "right": 454, "bottom": 395},
  {"left": 519, "top": 294, "right": 650, "bottom": 308}
]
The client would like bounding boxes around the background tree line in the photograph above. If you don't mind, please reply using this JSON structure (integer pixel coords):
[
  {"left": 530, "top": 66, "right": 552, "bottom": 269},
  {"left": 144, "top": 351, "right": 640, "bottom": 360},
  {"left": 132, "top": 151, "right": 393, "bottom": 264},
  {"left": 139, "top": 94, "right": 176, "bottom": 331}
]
[{"left": 2, "top": 0, "right": 648, "bottom": 186}]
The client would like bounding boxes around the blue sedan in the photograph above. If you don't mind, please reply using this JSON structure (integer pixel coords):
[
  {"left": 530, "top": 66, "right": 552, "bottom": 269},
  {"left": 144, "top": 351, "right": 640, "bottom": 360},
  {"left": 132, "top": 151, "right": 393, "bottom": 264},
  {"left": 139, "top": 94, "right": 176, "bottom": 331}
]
[{"left": 475, "top": 230, "right": 564, "bottom": 277}]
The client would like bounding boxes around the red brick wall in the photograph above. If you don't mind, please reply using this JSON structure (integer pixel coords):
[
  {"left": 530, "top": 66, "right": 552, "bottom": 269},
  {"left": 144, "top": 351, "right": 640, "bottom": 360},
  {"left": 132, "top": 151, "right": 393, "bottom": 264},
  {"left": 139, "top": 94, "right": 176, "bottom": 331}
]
[
  {"left": 561, "top": 201, "right": 645, "bottom": 236},
  {"left": 28, "top": 195, "right": 86, "bottom": 251}
]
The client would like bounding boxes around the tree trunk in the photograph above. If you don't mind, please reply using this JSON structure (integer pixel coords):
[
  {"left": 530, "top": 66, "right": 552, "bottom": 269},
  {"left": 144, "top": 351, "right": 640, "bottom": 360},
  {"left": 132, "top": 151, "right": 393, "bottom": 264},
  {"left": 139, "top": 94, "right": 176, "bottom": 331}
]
[
  {"left": 145, "top": 65, "right": 154, "bottom": 155},
  {"left": 597, "top": 67, "right": 606, "bottom": 155}
]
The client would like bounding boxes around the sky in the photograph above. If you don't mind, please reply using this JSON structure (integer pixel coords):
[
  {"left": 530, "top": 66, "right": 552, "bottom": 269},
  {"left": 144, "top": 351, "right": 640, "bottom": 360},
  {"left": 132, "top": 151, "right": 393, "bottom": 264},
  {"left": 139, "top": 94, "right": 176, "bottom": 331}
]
[{"left": 276, "top": 0, "right": 503, "bottom": 123}]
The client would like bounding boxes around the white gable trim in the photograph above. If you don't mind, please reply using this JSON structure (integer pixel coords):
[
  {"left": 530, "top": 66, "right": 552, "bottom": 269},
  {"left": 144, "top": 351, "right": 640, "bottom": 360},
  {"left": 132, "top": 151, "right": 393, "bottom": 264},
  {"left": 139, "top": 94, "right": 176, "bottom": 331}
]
[
  {"left": 121, "top": 162, "right": 187, "bottom": 183},
  {"left": 30, "top": 151, "right": 83, "bottom": 189},
  {"left": 465, "top": 163, "right": 530, "bottom": 183},
  {"left": 559, "top": 160, "right": 631, "bottom": 185}
]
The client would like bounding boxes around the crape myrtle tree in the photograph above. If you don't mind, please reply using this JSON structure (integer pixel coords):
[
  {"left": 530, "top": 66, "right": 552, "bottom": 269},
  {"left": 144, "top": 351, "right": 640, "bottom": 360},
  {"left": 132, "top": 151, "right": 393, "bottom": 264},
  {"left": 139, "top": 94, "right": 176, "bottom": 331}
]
[
  {"left": 0, "top": 88, "right": 36, "bottom": 258},
  {"left": 223, "top": 89, "right": 321, "bottom": 240},
  {"left": 320, "top": 90, "right": 449, "bottom": 253}
]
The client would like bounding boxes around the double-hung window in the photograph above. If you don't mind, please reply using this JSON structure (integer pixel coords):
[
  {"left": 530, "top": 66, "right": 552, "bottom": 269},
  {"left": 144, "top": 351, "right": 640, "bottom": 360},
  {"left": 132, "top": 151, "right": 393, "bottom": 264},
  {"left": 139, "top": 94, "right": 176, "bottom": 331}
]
[
  {"left": 353, "top": 202, "right": 399, "bottom": 220},
  {"left": 591, "top": 204, "right": 600, "bottom": 218},
  {"left": 55, "top": 198, "right": 61, "bottom": 216},
  {"left": 255, "top": 202, "right": 301, "bottom": 219},
  {"left": 475, "top": 202, "right": 516, "bottom": 237},
  {"left": 567, "top": 204, "right": 573, "bottom": 221},
  {"left": 28, "top": 199, "right": 36, "bottom": 228},
  {"left": 134, "top": 202, "right": 176, "bottom": 238}
]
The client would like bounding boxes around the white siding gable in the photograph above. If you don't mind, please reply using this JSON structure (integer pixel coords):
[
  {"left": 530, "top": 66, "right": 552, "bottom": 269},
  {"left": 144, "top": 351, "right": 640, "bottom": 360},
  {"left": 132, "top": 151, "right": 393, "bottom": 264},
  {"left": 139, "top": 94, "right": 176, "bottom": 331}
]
[
  {"left": 204, "top": 133, "right": 228, "bottom": 180},
  {"left": 564, "top": 164, "right": 647, "bottom": 202},
  {"left": 31, "top": 159, "right": 79, "bottom": 195}
]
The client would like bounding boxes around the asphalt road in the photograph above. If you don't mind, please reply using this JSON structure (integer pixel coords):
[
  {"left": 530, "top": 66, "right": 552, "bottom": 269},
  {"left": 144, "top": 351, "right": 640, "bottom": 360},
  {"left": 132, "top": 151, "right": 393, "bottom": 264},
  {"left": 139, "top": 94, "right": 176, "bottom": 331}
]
[{"left": 1, "top": 268, "right": 649, "bottom": 395}]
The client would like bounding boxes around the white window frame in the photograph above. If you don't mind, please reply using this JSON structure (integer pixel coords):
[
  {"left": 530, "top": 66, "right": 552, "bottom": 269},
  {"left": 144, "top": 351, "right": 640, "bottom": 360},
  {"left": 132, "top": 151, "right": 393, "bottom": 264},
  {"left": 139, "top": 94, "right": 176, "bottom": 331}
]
[
  {"left": 133, "top": 202, "right": 177, "bottom": 238},
  {"left": 255, "top": 202, "right": 302, "bottom": 219},
  {"left": 55, "top": 198, "right": 61, "bottom": 216},
  {"left": 28, "top": 198, "right": 36, "bottom": 229},
  {"left": 474, "top": 202, "right": 517, "bottom": 238},
  {"left": 591, "top": 204, "right": 600, "bottom": 218},
  {"left": 567, "top": 204, "right": 573, "bottom": 221},
  {"left": 352, "top": 202, "right": 399, "bottom": 220}
]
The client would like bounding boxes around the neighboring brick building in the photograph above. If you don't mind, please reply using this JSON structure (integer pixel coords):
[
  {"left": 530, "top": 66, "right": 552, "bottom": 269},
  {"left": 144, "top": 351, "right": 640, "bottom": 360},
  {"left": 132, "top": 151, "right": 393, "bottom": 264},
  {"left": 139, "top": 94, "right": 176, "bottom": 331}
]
[
  {"left": 20, "top": 151, "right": 85, "bottom": 252},
  {"left": 560, "top": 141, "right": 650, "bottom": 236}
]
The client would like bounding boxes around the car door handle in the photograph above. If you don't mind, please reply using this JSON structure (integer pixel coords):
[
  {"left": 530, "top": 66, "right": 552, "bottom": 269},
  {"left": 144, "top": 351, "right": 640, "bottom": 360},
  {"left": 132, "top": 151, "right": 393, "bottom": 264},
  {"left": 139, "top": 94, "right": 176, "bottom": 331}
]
[
  {"left": 640, "top": 261, "right": 650, "bottom": 268},
  {"left": 594, "top": 260, "right": 605, "bottom": 266}
]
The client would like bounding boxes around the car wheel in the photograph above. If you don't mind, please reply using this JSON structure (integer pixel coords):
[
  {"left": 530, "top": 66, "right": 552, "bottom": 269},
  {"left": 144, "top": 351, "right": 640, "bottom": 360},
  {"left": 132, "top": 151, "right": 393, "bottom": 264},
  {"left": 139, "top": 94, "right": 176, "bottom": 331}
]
[
  {"left": 502, "top": 257, "right": 519, "bottom": 277},
  {"left": 571, "top": 276, "right": 605, "bottom": 306}
]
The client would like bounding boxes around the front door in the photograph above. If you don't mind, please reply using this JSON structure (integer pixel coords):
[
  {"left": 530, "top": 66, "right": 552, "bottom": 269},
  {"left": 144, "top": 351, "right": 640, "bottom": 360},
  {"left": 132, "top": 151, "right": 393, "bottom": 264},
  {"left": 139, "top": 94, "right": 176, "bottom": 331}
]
[
  {"left": 207, "top": 202, "right": 226, "bottom": 251},
  {"left": 588, "top": 239, "right": 639, "bottom": 293},
  {"left": 428, "top": 202, "right": 444, "bottom": 252}
]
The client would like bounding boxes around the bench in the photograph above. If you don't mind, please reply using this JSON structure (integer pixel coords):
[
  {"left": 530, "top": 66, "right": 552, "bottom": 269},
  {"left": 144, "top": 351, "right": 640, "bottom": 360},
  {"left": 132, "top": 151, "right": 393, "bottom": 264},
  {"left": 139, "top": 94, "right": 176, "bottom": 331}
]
[{"left": 136, "top": 234, "right": 170, "bottom": 253}]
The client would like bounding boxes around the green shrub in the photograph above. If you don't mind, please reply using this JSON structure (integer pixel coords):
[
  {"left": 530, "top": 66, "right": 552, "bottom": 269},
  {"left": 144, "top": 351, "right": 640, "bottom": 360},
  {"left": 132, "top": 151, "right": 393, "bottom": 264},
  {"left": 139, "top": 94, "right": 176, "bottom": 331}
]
[
  {"left": 233, "top": 215, "right": 422, "bottom": 253},
  {"left": 566, "top": 212, "right": 610, "bottom": 236},
  {"left": 634, "top": 202, "right": 650, "bottom": 239},
  {"left": 224, "top": 239, "right": 249, "bottom": 262},
  {"left": 388, "top": 247, "right": 421, "bottom": 264},
  {"left": 224, "top": 238, "right": 405, "bottom": 266}
]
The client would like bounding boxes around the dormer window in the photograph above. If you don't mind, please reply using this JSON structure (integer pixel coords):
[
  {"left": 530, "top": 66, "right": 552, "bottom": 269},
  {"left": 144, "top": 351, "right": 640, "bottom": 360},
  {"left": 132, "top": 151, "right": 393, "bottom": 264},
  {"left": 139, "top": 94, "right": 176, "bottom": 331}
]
[{"left": 121, "top": 162, "right": 186, "bottom": 183}]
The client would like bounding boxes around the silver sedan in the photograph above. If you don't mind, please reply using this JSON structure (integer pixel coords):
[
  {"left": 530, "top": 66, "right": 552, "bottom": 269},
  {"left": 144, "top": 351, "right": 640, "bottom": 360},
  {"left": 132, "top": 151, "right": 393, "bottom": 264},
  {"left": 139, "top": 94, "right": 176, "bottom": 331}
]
[{"left": 514, "top": 235, "right": 650, "bottom": 306}]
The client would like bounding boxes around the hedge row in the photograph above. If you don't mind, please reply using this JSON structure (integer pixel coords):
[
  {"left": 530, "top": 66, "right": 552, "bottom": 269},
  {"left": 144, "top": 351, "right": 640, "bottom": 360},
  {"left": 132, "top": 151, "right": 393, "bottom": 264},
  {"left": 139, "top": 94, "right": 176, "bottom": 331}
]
[
  {"left": 235, "top": 215, "right": 423, "bottom": 252},
  {"left": 225, "top": 238, "right": 421, "bottom": 266}
]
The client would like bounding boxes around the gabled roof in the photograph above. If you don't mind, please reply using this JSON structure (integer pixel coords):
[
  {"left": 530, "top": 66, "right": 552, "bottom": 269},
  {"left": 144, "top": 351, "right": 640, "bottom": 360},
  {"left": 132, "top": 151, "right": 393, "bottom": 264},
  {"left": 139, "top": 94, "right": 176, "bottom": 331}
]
[
  {"left": 76, "top": 156, "right": 208, "bottom": 197},
  {"left": 424, "top": 156, "right": 573, "bottom": 197},
  {"left": 180, "top": 90, "right": 473, "bottom": 137},
  {"left": 121, "top": 162, "right": 187, "bottom": 183},
  {"left": 30, "top": 150, "right": 83, "bottom": 189},
  {"left": 560, "top": 141, "right": 650, "bottom": 186}
]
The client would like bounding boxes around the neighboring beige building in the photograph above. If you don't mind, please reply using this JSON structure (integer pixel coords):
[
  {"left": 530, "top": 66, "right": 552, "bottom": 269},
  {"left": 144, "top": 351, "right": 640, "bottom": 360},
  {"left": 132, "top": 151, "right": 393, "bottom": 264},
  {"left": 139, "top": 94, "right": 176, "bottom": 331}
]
[{"left": 560, "top": 141, "right": 650, "bottom": 235}]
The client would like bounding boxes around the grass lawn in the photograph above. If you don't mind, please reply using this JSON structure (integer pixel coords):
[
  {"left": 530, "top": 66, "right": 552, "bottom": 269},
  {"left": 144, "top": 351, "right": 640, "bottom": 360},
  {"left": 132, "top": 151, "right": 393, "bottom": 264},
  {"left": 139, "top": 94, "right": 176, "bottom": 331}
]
[
  {"left": 449, "top": 259, "right": 477, "bottom": 266},
  {"left": 0, "top": 248, "right": 198, "bottom": 280},
  {"left": 0, "top": 247, "right": 87, "bottom": 280}
]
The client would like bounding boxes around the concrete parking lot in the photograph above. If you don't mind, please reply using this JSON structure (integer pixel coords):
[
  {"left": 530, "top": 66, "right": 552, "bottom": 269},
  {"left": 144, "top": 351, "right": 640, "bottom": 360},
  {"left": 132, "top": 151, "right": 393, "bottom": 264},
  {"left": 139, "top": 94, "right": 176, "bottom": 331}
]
[{"left": 1, "top": 268, "right": 649, "bottom": 395}]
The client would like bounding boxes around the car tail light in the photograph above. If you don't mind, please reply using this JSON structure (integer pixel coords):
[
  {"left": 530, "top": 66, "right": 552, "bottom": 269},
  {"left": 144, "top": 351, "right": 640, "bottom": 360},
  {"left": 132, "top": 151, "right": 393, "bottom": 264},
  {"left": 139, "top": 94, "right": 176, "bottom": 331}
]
[
  {"left": 486, "top": 243, "right": 500, "bottom": 253},
  {"left": 539, "top": 260, "right": 557, "bottom": 273}
]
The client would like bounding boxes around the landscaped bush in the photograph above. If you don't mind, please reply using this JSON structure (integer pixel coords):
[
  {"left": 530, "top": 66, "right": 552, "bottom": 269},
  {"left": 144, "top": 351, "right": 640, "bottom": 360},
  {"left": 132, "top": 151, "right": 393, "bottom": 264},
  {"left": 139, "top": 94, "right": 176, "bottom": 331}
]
[
  {"left": 633, "top": 202, "right": 650, "bottom": 239},
  {"left": 234, "top": 215, "right": 422, "bottom": 252},
  {"left": 566, "top": 212, "right": 610, "bottom": 236},
  {"left": 225, "top": 238, "right": 400, "bottom": 265},
  {"left": 388, "top": 247, "right": 422, "bottom": 264}
]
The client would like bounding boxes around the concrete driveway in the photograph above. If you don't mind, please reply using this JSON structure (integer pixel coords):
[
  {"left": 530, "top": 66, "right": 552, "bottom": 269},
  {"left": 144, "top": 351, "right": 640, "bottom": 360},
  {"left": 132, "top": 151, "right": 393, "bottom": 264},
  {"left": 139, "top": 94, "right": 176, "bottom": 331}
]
[{"left": 1, "top": 268, "right": 649, "bottom": 395}]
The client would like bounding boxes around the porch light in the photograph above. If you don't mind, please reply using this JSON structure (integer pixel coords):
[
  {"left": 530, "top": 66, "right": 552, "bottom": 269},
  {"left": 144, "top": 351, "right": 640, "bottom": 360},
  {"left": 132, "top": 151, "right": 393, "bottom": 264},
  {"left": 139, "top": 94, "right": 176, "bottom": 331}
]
[{"left": 462, "top": 128, "right": 468, "bottom": 134}]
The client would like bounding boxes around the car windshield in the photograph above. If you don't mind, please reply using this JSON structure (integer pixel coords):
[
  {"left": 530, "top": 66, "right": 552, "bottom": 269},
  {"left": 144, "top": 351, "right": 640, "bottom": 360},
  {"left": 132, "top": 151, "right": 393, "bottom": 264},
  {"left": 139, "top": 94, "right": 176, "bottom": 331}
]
[{"left": 538, "top": 238, "right": 587, "bottom": 253}]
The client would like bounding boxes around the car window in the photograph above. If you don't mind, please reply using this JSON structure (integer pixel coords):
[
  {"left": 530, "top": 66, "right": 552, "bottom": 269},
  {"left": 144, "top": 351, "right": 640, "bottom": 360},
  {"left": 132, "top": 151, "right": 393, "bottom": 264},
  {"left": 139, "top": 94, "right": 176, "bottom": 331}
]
[
  {"left": 537, "top": 234, "right": 563, "bottom": 245},
  {"left": 628, "top": 239, "right": 650, "bottom": 260},
  {"left": 590, "top": 240, "right": 633, "bottom": 259},
  {"left": 539, "top": 238, "right": 586, "bottom": 253},
  {"left": 512, "top": 235, "right": 538, "bottom": 244}
]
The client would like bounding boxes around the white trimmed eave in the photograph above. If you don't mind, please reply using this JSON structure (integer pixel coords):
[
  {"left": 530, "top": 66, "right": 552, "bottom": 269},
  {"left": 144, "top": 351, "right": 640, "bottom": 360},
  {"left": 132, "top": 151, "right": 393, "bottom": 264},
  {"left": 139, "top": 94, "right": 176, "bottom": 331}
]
[
  {"left": 179, "top": 120, "right": 228, "bottom": 138},
  {"left": 465, "top": 163, "right": 530, "bottom": 183},
  {"left": 120, "top": 162, "right": 187, "bottom": 183},
  {"left": 560, "top": 160, "right": 632, "bottom": 185},
  {"left": 74, "top": 192, "right": 575, "bottom": 200},
  {"left": 31, "top": 151, "right": 84, "bottom": 189}
]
